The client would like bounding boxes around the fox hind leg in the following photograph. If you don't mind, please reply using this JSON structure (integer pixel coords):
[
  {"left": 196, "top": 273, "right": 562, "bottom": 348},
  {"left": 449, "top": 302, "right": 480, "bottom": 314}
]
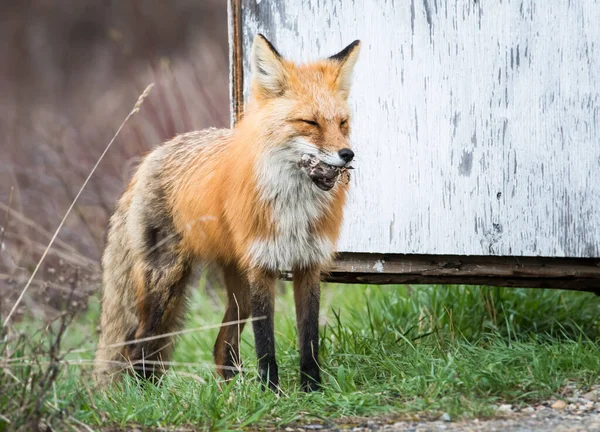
[{"left": 126, "top": 224, "right": 191, "bottom": 381}]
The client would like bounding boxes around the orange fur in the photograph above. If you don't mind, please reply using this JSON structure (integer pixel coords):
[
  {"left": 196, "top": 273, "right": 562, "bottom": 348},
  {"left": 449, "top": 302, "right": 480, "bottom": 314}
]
[{"left": 162, "top": 56, "right": 356, "bottom": 268}]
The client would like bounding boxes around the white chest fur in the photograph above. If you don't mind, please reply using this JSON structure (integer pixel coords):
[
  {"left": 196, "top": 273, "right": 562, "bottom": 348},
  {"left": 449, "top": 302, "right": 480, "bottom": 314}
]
[{"left": 248, "top": 146, "right": 336, "bottom": 271}]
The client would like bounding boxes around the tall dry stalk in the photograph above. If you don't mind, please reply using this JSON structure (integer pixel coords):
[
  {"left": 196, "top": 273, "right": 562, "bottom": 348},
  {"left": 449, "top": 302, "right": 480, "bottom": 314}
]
[{"left": 2, "top": 84, "right": 154, "bottom": 328}]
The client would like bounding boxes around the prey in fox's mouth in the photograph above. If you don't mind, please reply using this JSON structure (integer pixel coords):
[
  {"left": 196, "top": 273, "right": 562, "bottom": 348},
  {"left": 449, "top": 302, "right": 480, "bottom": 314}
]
[{"left": 298, "top": 154, "right": 353, "bottom": 191}]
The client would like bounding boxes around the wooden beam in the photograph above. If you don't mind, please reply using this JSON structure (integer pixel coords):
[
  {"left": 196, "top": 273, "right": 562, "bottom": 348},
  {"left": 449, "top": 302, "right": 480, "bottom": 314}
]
[{"left": 283, "top": 253, "right": 600, "bottom": 291}]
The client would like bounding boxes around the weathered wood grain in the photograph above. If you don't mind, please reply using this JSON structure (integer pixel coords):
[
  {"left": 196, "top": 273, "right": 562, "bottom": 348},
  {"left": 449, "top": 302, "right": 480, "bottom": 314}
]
[
  {"left": 330, "top": 253, "right": 600, "bottom": 279},
  {"left": 281, "top": 253, "right": 600, "bottom": 290},
  {"left": 233, "top": 0, "right": 600, "bottom": 259},
  {"left": 227, "top": 0, "right": 244, "bottom": 126}
]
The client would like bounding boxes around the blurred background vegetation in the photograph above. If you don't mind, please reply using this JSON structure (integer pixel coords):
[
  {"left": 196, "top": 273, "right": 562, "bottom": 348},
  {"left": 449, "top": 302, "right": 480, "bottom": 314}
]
[{"left": 0, "top": 0, "right": 229, "bottom": 319}]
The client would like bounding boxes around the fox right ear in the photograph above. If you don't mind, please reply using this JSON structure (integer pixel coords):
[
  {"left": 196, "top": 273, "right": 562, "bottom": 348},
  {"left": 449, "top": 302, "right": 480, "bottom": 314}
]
[
  {"left": 329, "top": 40, "right": 361, "bottom": 99},
  {"left": 251, "top": 34, "right": 287, "bottom": 99}
]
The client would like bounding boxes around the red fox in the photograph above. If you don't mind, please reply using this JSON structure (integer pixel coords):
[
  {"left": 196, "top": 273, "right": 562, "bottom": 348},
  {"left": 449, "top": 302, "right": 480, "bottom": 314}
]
[{"left": 94, "top": 34, "right": 361, "bottom": 392}]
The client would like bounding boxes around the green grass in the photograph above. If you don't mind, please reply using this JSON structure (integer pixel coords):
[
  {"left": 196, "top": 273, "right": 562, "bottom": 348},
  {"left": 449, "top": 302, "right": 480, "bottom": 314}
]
[{"left": 2, "top": 282, "right": 600, "bottom": 431}]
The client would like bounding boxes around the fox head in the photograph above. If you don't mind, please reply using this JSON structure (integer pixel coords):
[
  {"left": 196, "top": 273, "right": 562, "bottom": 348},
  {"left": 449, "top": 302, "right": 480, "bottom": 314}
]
[{"left": 247, "top": 34, "right": 361, "bottom": 180}]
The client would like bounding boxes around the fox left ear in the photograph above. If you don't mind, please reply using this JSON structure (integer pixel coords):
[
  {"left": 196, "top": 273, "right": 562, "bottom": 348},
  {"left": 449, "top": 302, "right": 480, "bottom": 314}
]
[
  {"left": 251, "top": 34, "right": 287, "bottom": 99},
  {"left": 329, "top": 40, "right": 361, "bottom": 99}
]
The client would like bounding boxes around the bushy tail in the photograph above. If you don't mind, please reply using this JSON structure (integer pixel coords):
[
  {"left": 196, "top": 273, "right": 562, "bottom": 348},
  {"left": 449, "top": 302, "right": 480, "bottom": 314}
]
[
  {"left": 93, "top": 205, "right": 140, "bottom": 384},
  {"left": 93, "top": 179, "right": 192, "bottom": 384}
]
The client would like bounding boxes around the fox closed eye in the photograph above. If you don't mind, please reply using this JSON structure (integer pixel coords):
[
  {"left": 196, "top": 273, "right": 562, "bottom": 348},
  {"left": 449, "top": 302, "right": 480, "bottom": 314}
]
[
  {"left": 340, "top": 119, "right": 348, "bottom": 127},
  {"left": 298, "top": 119, "right": 319, "bottom": 127}
]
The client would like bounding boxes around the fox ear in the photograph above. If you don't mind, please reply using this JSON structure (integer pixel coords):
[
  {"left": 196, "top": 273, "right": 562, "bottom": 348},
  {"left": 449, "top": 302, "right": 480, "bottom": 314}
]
[
  {"left": 329, "top": 40, "right": 361, "bottom": 99},
  {"left": 251, "top": 34, "right": 287, "bottom": 98}
]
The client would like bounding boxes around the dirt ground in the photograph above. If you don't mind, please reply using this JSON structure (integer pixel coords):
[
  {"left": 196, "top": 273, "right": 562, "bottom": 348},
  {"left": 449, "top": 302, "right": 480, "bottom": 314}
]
[
  {"left": 329, "top": 411, "right": 600, "bottom": 432},
  {"left": 279, "top": 394, "right": 600, "bottom": 432},
  {"left": 106, "top": 410, "right": 600, "bottom": 432},
  {"left": 104, "top": 399, "right": 600, "bottom": 431}
]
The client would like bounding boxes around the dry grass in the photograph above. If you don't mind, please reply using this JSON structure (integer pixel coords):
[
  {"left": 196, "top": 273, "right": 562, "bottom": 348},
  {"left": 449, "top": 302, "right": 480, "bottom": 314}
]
[
  {"left": 1, "top": 73, "right": 159, "bottom": 431},
  {"left": 4, "top": 83, "right": 154, "bottom": 327},
  {"left": 0, "top": 0, "right": 229, "bottom": 318},
  {"left": 0, "top": 5, "right": 230, "bottom": 429},
  {"left": 0, "top": 0, "right": 228, "bottom": 274}
]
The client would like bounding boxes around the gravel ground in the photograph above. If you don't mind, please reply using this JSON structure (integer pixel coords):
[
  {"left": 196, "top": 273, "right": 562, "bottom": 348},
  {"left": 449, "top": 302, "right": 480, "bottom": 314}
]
[
  {"left": 286, "top": 389, "right": 600, "bottom": 432},
  {"left": 375, "top": 412, "right": 600, "bottom": 432},
  {"left": 111, "top": 411, "right": 600, "bottom": 432},
  {"left": 289, "top": 411, "right": 600, "bottom": 432}
]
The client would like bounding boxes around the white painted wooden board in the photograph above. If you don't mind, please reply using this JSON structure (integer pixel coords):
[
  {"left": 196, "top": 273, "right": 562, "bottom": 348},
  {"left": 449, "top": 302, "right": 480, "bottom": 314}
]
[{"left": 233, "top": 0, "right": 600, "bottom": 258}]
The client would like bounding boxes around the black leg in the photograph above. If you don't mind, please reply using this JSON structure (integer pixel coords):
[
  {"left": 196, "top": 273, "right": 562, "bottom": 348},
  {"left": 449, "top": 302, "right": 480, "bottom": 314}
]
[
  {"left": 293, "top": 268, "right": 321, "bottom": 391},
  {"left": 248, "top": 268, "right": 279, "bottom": 391},
  {"left": 213, "top": 265, "right": 251, "bottom": 380}
]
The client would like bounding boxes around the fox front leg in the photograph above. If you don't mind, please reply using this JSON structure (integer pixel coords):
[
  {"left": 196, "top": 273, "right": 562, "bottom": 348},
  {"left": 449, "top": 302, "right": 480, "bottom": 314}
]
[
  {"left": 293, "top": 267, "right": 321, "bottom": 391},
  {"left": 213, "top": 264, "right": 251, "bottom": 380},
  {"left": 248, "top": 268, "right": 279, "bottom": 391}
]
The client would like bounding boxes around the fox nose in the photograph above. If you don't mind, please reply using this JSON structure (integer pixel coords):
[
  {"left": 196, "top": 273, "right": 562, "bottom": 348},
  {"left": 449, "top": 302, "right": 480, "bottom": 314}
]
[{"left": 338, "top": 148, "right": 354, "bottom": 163}]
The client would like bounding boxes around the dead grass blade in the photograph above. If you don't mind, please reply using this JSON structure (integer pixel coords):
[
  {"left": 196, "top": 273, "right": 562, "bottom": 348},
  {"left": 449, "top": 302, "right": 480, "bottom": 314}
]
[
  {"left": 0, "top": 186, "right": 14, "bottom": 251},
  {"left": 0, "top": 201, "right": 88, "bottom": 261},
  {"left": 65, "top": 315, "right": 265, "bottom": 355},
  {"left": 4, "top": 358, "right": 252, "bottom": 373},
  {"left": 3, "top": 232, "right": 98, "bottom": 269},
  {"left": 3, "top": 84, "right": 154, "bottom": 327}
]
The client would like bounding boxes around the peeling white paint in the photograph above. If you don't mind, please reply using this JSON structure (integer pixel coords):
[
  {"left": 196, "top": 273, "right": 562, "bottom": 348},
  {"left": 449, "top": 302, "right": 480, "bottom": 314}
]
[
  {"left": 372, "top": 260, "right": 385, "bottom": 273},
  {"left": 227, "top": 0, "right": 239, "bottom": 128},
  {"left": 236, "top": 0, "right": 600, "bottom": 258}
]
